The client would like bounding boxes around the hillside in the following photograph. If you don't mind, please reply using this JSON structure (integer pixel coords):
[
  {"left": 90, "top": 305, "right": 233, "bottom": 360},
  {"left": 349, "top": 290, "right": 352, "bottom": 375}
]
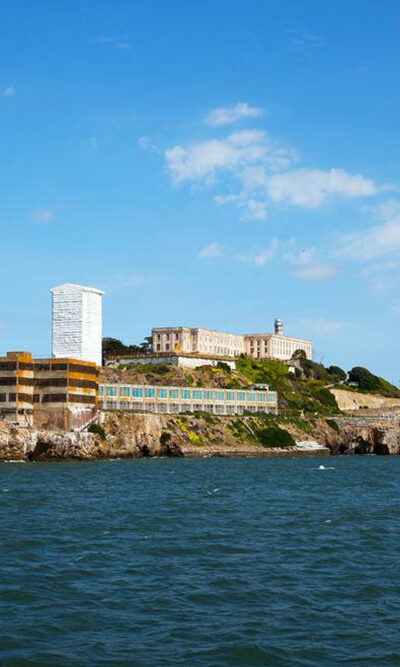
[{"left": 100, "top": 358, "right": 340, "bottom": 415}]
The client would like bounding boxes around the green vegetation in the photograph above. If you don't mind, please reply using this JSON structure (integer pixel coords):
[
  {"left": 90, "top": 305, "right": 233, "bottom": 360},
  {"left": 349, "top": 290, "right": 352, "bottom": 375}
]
[
  {"left": 119, "top": 363, "right": 171, "bottom": 375},
  {"left": 348, "top": 366, "right": 400, "bottom": 398},
  {"left": 160, "top": 431, "right": 172, "bottom": 445},
  {"left": 216, "top": 361, "right": 232, "bottom": 373},
  {"left": 103, "top": 336, "right": 153, "bottom": 356},
  {"left": 236, "top": 357, "right": 340, "bottom": 415},
  {"left": 327, "top": 365, "right": 347, "bottom": 382},
  {"left": 326, "top": 419, "right": 340, "bottom": 433},
  {"left": 256, "top": 425, "right": 295, "bottom": 448},
  {"left": 88, "top": 423, "right": 106, "bottom": 439}
]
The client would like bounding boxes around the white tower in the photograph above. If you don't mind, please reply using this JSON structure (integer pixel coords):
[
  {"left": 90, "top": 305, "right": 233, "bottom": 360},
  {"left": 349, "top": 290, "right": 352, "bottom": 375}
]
[{"left": 51, "top": 283, "right": 104, "bottom": 366}]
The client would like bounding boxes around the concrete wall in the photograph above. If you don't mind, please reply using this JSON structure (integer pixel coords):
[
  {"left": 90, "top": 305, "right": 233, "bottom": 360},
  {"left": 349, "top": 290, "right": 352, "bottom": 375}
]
[{"left": 107, "top": 354, "right": 236, "bottom": 370}]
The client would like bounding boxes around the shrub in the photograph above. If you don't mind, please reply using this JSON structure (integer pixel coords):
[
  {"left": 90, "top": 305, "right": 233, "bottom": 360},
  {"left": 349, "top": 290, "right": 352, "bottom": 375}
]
[
  {"left": 326, "top": 419, "right": 340, "bottom": 433},
  {"left": 256, "top": 426, "right": 295, "bottom": 448},
  {"left": 217, "top": 361, "right": 232, "bottom": 373},
  {"left": 88, "top": 423, "right": 106, "bottom": 439},
  {"left": 310, "top": 387, "right": 339, "bottom": 410},
  {"left": 160, "top": 431, "right": 172, "bottom": 445}
]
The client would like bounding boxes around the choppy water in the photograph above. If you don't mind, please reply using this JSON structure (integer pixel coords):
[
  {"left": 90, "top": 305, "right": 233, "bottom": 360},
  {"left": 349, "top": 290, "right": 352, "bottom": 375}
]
[{"left": 1, "top": 457, "right": 400, "bottom": 666}]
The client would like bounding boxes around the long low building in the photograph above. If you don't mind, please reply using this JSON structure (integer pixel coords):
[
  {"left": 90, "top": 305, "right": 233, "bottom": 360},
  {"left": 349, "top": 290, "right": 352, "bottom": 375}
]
[
  {"left": 152, "top": 318, "right": 312, "bottom": 361},
  {"left": 99, "top": 384, "right": 278, "bottom": 415}
]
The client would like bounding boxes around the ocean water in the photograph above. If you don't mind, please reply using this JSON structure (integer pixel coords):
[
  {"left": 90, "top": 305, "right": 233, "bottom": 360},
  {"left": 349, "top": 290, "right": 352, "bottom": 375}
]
[{"left": 1, "top": 457, "right": 400, "bottom": 666}]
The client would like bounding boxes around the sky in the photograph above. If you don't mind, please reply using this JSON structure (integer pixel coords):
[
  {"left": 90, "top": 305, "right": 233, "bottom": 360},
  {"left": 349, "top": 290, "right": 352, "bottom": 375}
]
[{"left": 1, "top": 0, "right": 400, "bottom": 382}]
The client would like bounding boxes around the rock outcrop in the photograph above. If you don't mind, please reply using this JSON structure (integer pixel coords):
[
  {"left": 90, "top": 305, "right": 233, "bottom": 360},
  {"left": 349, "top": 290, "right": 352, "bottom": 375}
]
[{"left": 1, "top": 412, "right": 400, "bottom": 461}]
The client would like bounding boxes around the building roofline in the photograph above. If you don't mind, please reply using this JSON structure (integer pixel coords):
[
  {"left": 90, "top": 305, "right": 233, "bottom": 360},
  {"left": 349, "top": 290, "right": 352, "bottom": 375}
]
[{"left": 51, "top": 283, "right": 105, "bottom": 296}]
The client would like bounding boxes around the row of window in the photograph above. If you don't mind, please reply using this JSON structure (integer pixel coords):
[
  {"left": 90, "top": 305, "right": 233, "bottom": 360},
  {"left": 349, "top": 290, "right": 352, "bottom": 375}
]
[
  {"left": 99, "top": 385, "right": 277, "bottom": 404},
  {"left": 99, "top": 401, "right": 277, "bottom": 415}
]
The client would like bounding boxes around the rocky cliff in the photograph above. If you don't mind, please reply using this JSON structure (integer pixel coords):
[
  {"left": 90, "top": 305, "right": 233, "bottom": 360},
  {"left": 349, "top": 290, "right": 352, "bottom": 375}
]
[{"left": 1, "top": 412, "right": 400, "bottom": 461}]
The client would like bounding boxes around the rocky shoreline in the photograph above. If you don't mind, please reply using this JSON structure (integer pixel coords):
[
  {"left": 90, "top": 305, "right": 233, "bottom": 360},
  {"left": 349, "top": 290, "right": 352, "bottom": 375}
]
[{"left": 1, "top": 411, "right": 400, "bottom": 462}]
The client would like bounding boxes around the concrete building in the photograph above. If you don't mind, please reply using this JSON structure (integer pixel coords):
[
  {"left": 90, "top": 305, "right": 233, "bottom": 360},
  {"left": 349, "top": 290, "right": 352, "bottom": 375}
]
[
  {"left": 99, "top": 383, "right": 278, "bottom": 416},
  {"left": 0, "top": 352, "right": 34, "bottom": 426},
  {"left": 51, "top": 283, "right": 104, "bottom": 367},
  {"left": 244, "top": 319, "right": 312, "bottom": 361},
  {"left": 152, "top": 327, "right": 245, "bottom": 358},
  {"left": 0, "top": 351, "right": 99, "bottom": 429},
  {"left": 151, "top": 319, "right": 312, "bottom": 362}
]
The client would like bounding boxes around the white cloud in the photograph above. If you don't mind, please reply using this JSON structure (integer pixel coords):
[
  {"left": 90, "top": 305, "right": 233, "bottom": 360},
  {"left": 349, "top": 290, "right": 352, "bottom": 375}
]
[
  {"left": 205, "top": 102, "right": 262, "bottom": 127},
  {"left": 361, "top": 261, "right": 399, "bottom": 276},
  {"left": 29, "top": 208, "right": 54, "bottom": 224},
  {"left": 297, "top": 318, "right": 345, "bottom": 335},
  {"left": 165, "top": 129, "right": 295, "bottom": 186},
  {"left": 336, "top": 213, "right": 400, "bottom": 261},
  {"left": 254, "top": 239, "right": 279, "bottom": 266},
  {"left": 3, "top": 85, "right": 14, "bottom": 98},
  {"left": 106, "top": 274, "right": 154, "bottom": 290},
  {"left": 287, "top": 29, "right": 324, "bottom": 53},
  {"left": 95, "top": 37, "right": 131, "bottom": 50},
  {"left": 138, "top": 135, "right": 161, "bottom": 155},
  {"left": 86, "top": 136, "right": 98, "bottom": 149},
  {"left": 164, "top": 118, "right": 383, "bottom": 220},
  {"left": 239, "top": 199, "right": 268, "bottom": 221},
  {"left": 198, "top": 241, "right": 224, "bottom": 259},
  {"left": 290, "top": 263, "right": 336, "bottom": 280},
  {"left": 283, "top": 245, "right": 316, "bottom": 266},
  {"left": 282, "top": 242, "right": 336, "bottom": 280},
  {"left": 267, "top": 168, "right": 380, "bottom": 208}
]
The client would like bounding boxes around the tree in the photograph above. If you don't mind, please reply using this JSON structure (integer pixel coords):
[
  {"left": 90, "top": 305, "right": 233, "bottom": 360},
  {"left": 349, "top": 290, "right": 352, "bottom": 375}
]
[
  {"left": 327, "top": 365, "right": 347, "bottom": 381},
  {"left": 291, "top": 349, "right": 307, "bottom": 360},
  {"left": 102, "top": 338, "right": 126, "bottom": 355},
  {"left": 348, "top": 366, "right": 400, "bottom": 398},
  {"left": 102, "top": 337, "right": 142, "bottom": 357},
  {"left": 140, "top": 336, "right": 153, "bottom": 353}
]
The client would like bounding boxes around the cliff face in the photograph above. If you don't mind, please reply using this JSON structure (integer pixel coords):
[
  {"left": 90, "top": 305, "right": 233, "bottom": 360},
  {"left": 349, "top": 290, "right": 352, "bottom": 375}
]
[
  {"left": 331, "top": 388, "right": 400, "bottom": 412},
  {"left": 1, "top": 412, "right": 400, "bottom": 461}
]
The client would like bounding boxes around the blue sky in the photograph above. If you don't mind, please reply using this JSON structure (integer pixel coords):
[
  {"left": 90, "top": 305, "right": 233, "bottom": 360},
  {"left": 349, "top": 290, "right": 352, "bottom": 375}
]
[{"left": 1, "top": 0, "right": 400, "bottom": 381}]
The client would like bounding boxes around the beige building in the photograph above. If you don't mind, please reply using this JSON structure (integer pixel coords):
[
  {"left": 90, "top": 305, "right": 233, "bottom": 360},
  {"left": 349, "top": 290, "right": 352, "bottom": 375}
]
[
  {"left": 152, "top": 327, "right": 245, "bottom": 358},
  {"left": 244, "top": 319, "right": 312, "bottom": 360},
  {"left": 152, "top": 319, "right": 312, "bottom": 362}
]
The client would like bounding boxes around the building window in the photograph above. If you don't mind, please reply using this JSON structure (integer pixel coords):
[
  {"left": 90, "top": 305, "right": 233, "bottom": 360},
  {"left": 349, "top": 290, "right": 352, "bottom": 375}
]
[
  {"left": 145, "top": 388, "right": 155, "bottom": 398},
  {"left": 132, "top": 388, "right": 143, "bottom": 398},
  {"left": 158, "top": 389, "right": 167, "bottom": 398},
  {"left": 169, "top": 389, "right": 179, "bottom": 399},
  {"left": 120, "top": 387, "right": 130, "bottom": 397},
  {"left": 182, "top": 390, "right": 190, "bottom": 400}
]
